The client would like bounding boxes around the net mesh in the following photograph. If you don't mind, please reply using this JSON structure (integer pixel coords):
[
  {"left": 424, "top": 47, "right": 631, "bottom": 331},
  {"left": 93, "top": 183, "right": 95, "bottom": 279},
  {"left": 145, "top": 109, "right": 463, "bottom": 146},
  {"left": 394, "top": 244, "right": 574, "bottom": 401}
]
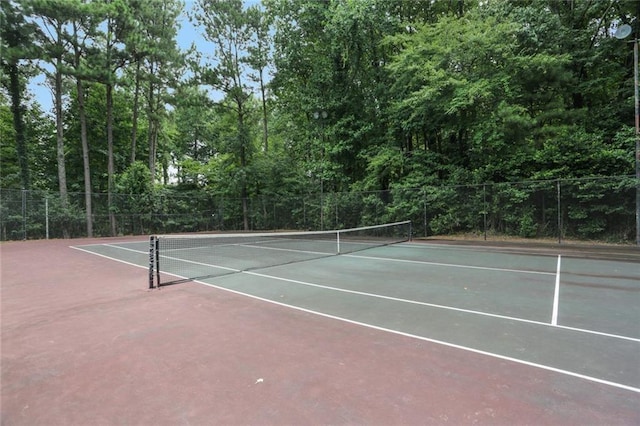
[{"left": 149, "top": 220, "right": 411, "bottom": 287}]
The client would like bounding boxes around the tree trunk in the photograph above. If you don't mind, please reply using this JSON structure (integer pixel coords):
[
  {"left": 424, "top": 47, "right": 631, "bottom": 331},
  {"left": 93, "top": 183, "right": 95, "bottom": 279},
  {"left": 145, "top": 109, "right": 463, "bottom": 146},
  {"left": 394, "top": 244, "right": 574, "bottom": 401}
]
[
  {"left": 54, "top": 62, "right": 69, "bottom": 238},
  {"left": 131, "top": 59, "right": 141, "bottom": 164},
  {"left": 148, "top": 79, "right": 156, "bottom": 183},
  {"left": 239, "top": 109, "right": 249, "bottom": 231},
  {"left": 72, "top": 22, "right": 92, "bottom": 237},
  {"left": 259, "top": 68, "right": 268, "bottom": 152},
  {"left": 77, "top": 78, "right": 93, "bottom": 237},
  {"left": 107, "top": 82, "right": 116, "bottom": 236}
]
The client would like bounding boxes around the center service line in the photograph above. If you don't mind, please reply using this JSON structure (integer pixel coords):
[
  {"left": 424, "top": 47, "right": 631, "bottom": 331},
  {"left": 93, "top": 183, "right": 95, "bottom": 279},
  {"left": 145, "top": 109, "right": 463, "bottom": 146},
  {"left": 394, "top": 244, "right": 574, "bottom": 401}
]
[{"left": 551, "top": 255, "right": 561, "bottom": 326}]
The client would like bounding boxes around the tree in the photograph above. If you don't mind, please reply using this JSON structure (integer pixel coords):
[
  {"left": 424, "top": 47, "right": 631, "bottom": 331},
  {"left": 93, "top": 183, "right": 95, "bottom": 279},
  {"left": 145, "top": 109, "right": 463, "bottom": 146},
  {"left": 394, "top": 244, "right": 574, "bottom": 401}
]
[
  {"left": 0, "top": 0, "right": 40, "bottom": 191},
  {"left": 265, "top": 0, "right": 337, "bottom": 200},
  {"left": 172, "top": 85, "right": 217, "bottom": 166},
  {"left": 66, "top": 0, "right": 103, "bottom": 237},
  {"left": 122, "top": 0, "right": 148, "bottom": 165},
  {"left": 0, "top": 93, "right": 20, "bottom": 188},
  {"left": 31, "top": 0, "right": 80, "bottom": 237},
  {"left": 112, "top": 0, "right": 184, "bottom": 184},
  {"left": 245, "top": 4, "right": 272, "bottom": 152},
  {"left": 0, "top": 91, "right": 55, "bottom": 190},
  {"left": 137, "top": 0, "right": 183, "bottom": 184},
  {"left": 192, "top": 0, "right": 257, "bottom": 230},
  {"left": 64, "top": 82, "right": 133, "bottom": 193},
  {"left": 116, "top": 160, "right": 153, "bottom": 233},
  {"left": 101, "top": 0, "right": 128, "bottom": 236}
]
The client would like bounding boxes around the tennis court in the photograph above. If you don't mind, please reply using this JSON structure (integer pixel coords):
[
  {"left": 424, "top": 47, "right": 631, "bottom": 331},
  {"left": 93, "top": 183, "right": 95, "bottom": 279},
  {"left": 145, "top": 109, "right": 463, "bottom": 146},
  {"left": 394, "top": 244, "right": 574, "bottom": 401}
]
[{"left": 2, "top": 224, "right": 639, "bottom": 424}]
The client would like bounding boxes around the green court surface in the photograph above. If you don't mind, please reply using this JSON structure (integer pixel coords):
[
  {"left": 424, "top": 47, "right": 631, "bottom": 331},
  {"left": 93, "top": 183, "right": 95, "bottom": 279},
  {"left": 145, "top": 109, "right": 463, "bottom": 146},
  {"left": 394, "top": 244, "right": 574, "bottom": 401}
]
[{"left": 74, "top": 238, "right": 640, "bottom": 393}]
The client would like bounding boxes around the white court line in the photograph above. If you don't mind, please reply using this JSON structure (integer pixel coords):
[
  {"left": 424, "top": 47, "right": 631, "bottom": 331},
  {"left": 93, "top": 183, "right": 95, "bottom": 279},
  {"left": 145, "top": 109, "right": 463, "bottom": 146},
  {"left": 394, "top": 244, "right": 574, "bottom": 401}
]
[
  {"left": 241, "top": 269, "right": 640, "bottom": 343},
  {"left": 73, "top": 239, "right": 147, "bottom": 248},
  {"left": 402, "top": 242, "right": 557, "bottom": 256},
  {"left": 552, "top": 255, "right": 562, "bottom": 326},
  {"left": 75, "top": 243, "right": 640, "bottom": 343},
  {"left": 239, "top": 243, "right": 330, "bottom": 256},
  {"left": 346, "top": 253, "right": 556, "bottom": 276},
  {"left": 192, "top": 274, "right": 640, "bottom": 394},
  {"left": 71, "top": 243, "right": 640, "bottom": 393},
  {"left": 70, "top": 245, "right": 149, "bottom": 270},
  {"left": 245, "top": 270, "right": 554, "bottom": 325},
  {"left": 74, "top": 243, "right": 640, "bottom": 343},
  {"left": 152, "top": 247, "right": 640, "bottom": 343},
  {"left": 105, "top": 243, "right": 150, "bottom": 254}
]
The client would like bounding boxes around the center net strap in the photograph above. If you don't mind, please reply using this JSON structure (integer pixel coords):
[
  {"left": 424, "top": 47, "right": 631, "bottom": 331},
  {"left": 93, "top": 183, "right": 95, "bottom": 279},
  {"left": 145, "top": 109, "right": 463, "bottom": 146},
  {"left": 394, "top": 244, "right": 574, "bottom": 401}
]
[{"left": 148, "top": 220, "right": 411, "bottom": 288}]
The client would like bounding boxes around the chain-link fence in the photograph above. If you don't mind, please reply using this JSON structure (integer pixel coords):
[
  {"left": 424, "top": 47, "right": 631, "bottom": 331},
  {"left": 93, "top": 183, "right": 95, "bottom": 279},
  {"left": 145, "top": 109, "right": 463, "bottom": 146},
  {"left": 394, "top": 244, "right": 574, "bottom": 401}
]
[{"left": 1, "top": 175, "right": 638, "bottom": 243}]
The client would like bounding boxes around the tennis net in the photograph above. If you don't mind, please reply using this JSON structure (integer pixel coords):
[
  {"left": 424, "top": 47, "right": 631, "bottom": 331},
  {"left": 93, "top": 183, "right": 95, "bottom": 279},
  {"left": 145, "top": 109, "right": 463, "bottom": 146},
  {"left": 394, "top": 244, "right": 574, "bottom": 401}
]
[{"left": 148, "top": 220, "right": 411, "bottom": 288}]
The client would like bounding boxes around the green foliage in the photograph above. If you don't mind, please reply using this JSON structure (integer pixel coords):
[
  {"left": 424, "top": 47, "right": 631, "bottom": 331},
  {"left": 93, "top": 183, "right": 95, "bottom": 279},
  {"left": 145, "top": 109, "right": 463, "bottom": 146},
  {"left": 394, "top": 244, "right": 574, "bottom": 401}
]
[
  {"left": 117, "top": 160, "right": 153, "bottom": 196},
  {"left": 115, "top": 161, "right": 154, "bottom": 232},
  {"left": 64, "top": 82, "right": 133, "bottom": 192},
  {"left": 0, "top": 92, "right": 54, "bottom": 190},
  {"left": 0, "top": 98, "right": 19, "bottom": 188},
  {"left": 1, "top": 0, "right": 43, "bottom": 190},
  {"left": 0, "top": 0, "right": 636, "bottom": 241}
]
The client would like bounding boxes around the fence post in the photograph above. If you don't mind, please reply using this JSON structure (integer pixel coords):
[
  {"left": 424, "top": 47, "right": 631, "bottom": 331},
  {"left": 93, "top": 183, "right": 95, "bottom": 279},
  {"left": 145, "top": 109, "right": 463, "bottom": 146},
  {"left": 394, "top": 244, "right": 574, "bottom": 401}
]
[
  {"left": 335, "top": 193, "right": 338, "bottom": 229},
  {"left": 557, "top": 179, "right": 562, "bottom": 244},
  {"left": 423, "top": 188, "right": 428, "bottom": 238},
  {"left": 483, "top": 184, "right": 487, "bottom": 241},
  {"left": 220, "top": 196, "right": 225, "bottom": 230},
  {"left": 320, "top": 192, "right": 324, "bottom": 231},
  {"left": 21, "top": 189, "right": 26, "bottom": 240},
  {"left": 45, "top": 197, "right": 49, "bottom": 240}
]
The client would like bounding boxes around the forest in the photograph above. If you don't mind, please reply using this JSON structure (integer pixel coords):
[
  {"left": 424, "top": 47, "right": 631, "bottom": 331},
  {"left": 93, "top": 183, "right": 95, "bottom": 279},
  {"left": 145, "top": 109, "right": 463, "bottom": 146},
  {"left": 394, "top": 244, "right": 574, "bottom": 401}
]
[{"left": 1, "top": 0, "right": 639, "bottom": 242}]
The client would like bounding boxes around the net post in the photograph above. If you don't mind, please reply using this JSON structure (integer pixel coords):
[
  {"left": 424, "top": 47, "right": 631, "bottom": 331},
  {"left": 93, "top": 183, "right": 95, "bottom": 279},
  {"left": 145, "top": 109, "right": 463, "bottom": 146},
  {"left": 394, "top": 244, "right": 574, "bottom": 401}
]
[
  {"left": 148, "top": 236, "right": 156, "bottom": 289},
  {"left": 336, "top": 231, "right": 341, "bottom": 254},
  {"left": 408, "top": 221, "right": 413, "bottom": 241}
]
